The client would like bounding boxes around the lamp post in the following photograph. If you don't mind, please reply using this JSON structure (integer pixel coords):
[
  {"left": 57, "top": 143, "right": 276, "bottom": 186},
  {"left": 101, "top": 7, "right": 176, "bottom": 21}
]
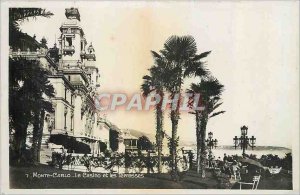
[
  {"left": 233, "top": 125, "right": 256, "bottom": 157},
  {"left": 205, "top": 132, "right": 218, "bottom": 168}
]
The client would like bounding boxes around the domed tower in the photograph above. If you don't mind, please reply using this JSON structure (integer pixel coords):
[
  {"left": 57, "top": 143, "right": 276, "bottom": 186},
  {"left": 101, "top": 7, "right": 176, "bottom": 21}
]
[
  {"left": 54, "top": 8, "right": 101, "bottom": 144},
  {"left": 85, "top": 42, "right": 100, "bottom": 88},
  {"left": 58, "top": 7, "right": 87, "bottom": 66}
]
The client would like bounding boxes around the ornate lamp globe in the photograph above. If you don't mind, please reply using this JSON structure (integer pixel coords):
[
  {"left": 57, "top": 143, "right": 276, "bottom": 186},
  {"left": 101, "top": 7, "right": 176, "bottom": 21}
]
[
  {"left": 214, "top": 139, "right": 218, "bottom": 145},
  {"left": 251, "top": 136, "right": 256, "bottom": 144},
  {"left": 214, "top": 139, "right": 218, "bottom": 148},
  {"left": 240, "top": 125, "right": 248, "bottom": 136},
  {"left": 208, "top": 132, "right": 213, "bottom": 139}
]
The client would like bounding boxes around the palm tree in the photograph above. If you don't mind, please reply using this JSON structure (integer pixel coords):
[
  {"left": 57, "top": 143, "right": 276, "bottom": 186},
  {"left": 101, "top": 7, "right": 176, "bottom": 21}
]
[
  {"left": 141, "top": 57, "right": 168, "bottom": 173},
  {"left": 188, "top": 77, "right": 225, "bottom": 177},
  {"left": 9, "top": 8, "right": 54, "bottom": 164},
  {"left": 9, "top": 58, "right": 55, "bottom": 163},
  {"left": 153, "top": 35, "right": 210, "bottom": 178},
  {"left": 9, "top": 8, "right": 53, "bottom": 50},
  {"left": 31, "top": 66, "right": 55, "bottom": 163},
  {"left": 9, "top": 58, "right": 33, "bottom": 163}
]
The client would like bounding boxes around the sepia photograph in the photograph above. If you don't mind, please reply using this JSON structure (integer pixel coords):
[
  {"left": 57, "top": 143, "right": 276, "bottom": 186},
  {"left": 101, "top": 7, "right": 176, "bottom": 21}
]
[{"left": 0, "top": 0, "right": 299, "bottom": 194}]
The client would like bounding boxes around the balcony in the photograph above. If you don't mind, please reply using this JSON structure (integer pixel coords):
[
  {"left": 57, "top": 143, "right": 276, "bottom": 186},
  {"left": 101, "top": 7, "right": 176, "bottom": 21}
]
[
  {"left": 80, "top": 51, "right": 86, "bottom": 58},
  {"left": 9, "top": 48, "right": 47, "bottom": 59},
  {"left": 63, "top": 45, "right": 75, "bottom": 55},
  {"left": 85, "top": 53, "right": 96, "bottom": 61},
  {"left": 124, "top": 139, "right": 138, "bottom": 150},
  {"left": 125, "top": 145, "right": 138, "bottom": 150}
]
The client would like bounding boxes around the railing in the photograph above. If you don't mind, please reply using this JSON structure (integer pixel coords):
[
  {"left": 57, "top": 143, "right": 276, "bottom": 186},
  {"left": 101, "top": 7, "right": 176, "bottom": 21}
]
[
  {"left": 125, "top": 146, "right": 138, "bottom": 150},
  {"left": 61, "top": 60, "right": 80, "bottom": 66},
  {"left": 64, "top": 45, "right": 75, "bottom": 51},
  {"left": 9, "top": 48, "right": 47, "bottom": 58},
  {"left": 50, "top": 152, "right": 179, "bottom": 174},
  {"left": 85, "top": 53, "right": 96, "bottom": 60}
]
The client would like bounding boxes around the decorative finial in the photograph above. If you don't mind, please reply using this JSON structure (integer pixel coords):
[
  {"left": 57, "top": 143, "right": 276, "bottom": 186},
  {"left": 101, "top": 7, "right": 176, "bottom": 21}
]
[
  {"left": 87, "top": 42, "right": 95, "bottom": 54},
  {"left": 40, "top": 37, "right": 48, "bottom": 49},
  {"left": 65, "top": 8, "right": 81, "bottom": 21}
]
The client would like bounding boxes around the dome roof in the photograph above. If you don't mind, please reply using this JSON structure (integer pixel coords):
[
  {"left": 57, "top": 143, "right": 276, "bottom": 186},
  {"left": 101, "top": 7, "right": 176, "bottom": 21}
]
[{"left": 87, "top": 43, "right": 95, "bottom": 53}]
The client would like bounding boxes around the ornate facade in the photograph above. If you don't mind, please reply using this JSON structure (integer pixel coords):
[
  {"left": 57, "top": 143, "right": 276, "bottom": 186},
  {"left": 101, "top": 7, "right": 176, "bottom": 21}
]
[
  {"left": 48, "top": 7, "right": 104, "bottom": 154},
  {"left": 10, "top": 8, "right": 125, "bottom": 156}
]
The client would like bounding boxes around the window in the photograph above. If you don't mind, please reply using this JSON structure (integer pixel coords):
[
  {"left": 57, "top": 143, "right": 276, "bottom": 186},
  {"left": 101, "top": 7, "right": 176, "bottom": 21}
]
[
  {"left": 71, "top": 113, "right": 73, "bottom": 131},
  {"left": 65, "top": 87, "right": 67, "bottom": 100},
  {"left": 132, "top": 140, "right": 137, "bottom": 146},
  {"left": 64, "top": 107, "right": 67, "bottom": 130},
  {"left": 124, "top": 140, "right": 130, "bottom": 146},
  {"left": 66, "top": 37, "right": 72, "bottom": 46},
  {"left": 53, "top": 111, "right": 56, "bottom": 129}
]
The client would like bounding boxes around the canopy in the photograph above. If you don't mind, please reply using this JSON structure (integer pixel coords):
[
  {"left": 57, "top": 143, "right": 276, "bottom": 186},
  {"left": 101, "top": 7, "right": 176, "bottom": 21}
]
[{"left": 238, "top": 157, "right": 265, "bottom": 169}]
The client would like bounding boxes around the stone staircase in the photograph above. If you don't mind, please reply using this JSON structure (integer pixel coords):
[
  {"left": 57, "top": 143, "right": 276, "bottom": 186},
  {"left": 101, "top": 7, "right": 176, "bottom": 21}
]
[
  {"left": 40, "top": 135, "right": 52, "bottom": 165},
  {"left": 40, "top": 144, "right": 53, "bottom": 165}
]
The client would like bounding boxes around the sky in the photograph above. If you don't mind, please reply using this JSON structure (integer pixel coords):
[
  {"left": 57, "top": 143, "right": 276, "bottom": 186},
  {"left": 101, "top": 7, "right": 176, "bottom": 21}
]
[{"left": 17, "top": 1, "right": 299, "bottom": 148}]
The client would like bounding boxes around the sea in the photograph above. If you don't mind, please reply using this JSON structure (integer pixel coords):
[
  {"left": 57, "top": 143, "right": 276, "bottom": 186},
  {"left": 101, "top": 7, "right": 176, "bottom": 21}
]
[{"left": 180, "top": 145, "right": 292, "bottom": 159}]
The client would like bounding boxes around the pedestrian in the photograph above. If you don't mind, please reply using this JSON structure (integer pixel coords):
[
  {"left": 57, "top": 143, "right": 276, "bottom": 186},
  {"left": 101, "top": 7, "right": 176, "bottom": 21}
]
[
  {"left": 188, "top": 151, "right": 194, "bottom": 170},
  {"left": 223, "top": 153, "right": 228, "bottom": 162},
  {"left": 232, "top": 160, "right": 240, "bottom": 180}
]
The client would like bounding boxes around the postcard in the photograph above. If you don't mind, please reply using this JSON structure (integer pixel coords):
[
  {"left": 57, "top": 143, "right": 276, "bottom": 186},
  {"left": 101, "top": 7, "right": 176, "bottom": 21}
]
[{"left": 1, "top": 1, "right": 299, "bottom": 194}]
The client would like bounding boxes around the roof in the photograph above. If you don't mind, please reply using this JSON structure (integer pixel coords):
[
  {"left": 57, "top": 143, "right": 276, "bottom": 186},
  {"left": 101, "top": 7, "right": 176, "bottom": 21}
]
[
  {"left": 122, "top": 130, "right": 138, "bottom": 140},
  {"left": 10, "top": 30, "right": 41, "bottom": 51},
  {"left": 98, "top": 118, "right": 121, "bottom": 133}
]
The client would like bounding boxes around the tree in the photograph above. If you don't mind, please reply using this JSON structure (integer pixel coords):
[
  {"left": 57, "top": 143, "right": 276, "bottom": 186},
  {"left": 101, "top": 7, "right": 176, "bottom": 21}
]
[
  {"left": 109, "top": 130, "right": 120, "bottom": 152},
  {"left": 9, "top": 8, "right": 54, "bottom": 164},
  {"left": 152, "top": 35, "right": 209, "bottom": 179},
  {"left": 141, "top": 58, "right": 169, "bottom": 173},
  {"left": 9, "top": 58, "right": 33, "bottom": 163},
  {"left": 137, "top": 136, "right": 153, "bottom": 151},
  {"left": 30, "top": 65, "right": 55, "bottom": 163},
  {"left": 188, "top": 77, "right": 225, "bottom": 177},
  {"left": 9, "top": 8, "right": 53, "bottom": 50},
  {"left": 9, "top": 58, "right": 54, "bottom": 163}
]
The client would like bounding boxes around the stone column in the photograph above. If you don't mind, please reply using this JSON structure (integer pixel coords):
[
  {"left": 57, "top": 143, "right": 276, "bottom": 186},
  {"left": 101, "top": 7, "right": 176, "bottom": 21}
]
[{"left": 73, "top": 91, "right": 82, "bottom": 137}]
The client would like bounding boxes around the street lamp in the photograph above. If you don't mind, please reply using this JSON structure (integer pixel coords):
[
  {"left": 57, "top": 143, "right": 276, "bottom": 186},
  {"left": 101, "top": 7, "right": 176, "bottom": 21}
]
[
  {"left": 233, "top": 126, "right": 256, "bottom": 157},
  {"left": 205, "top": 132, "right": 218, "bottom": 168},
  {"left": 241, "top": 125, "right": 248, "bottom": 135}
]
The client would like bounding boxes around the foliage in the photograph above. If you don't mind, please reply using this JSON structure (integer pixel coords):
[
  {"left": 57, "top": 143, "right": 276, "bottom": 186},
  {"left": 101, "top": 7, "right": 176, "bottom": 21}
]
[
  {"left": 141, "top": 55, "right": 169, "bottom": 173},
  {"left": 49, "top": 134, "right": 91, "bottom": 154},
  {"left": 146, "top": 35, "right": 211, "bottom": 179},
  {"left": 9, "top": 8, "right": 53, "bottom": 50},
  {"left": 259, "top": 153, "right": 292, "bottom": 170},
  {"left": 187, "top": 76, "right": 225, "bottom": 177},
  {"left": 109, "top": 130, "right": 120, "bottom": 152},
  {"left": 167, "top": 136, "right": 179, "bottom": 156},
  {"left": 99, "top": 141, "right": 108, "bottom": 152},
  {"left": 9, "top": 57, "right": 54, "bottom": 164},
  {"left": 106, "top": 153, "right": 125, "bottom": 173},
  {"left": 9, "top": 8, "right": 54, "bottom": 164},
  {"left": 137, "top": 136, "right": 153, "bottom": 151}
]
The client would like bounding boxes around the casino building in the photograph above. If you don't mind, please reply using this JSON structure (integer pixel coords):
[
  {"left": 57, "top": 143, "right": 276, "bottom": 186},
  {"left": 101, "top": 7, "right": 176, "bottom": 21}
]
[{"left": 9, "top": 8, "right": 126, "bottom": 161}]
